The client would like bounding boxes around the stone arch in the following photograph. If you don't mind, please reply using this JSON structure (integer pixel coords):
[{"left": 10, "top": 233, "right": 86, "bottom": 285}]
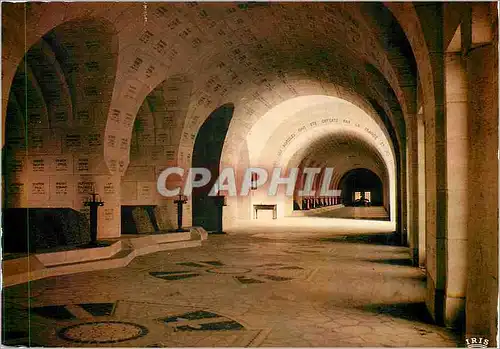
[
  {"left": 220, "top": 95, "right": 397, "bottom": 225},
  {"left": 386, "top": 2, "right": 444, "bottom": 324},
  {"left": 284, "top": 130, "right": 392, "bottom": 221},
  {"left": 2, "top": 17, "right": 120, "bottom": 247},
  {"left": 1, "top": 7, "right": 124, "bottom": 140}
]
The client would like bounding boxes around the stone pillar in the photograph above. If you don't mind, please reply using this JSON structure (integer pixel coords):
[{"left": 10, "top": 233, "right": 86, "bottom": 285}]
[
  {"left": 424, "top": 95, "right": 446, "bottom": 324},
  {"left": 465, "top": 4, "right": 498, "bottom": 343},
  {"left": 97, "top": 174, "right": 122, "bottom": 239},
  {"left": 417, "top": 112, "right": 427, "bottom": 267},
  {"left": 407, "top": 114, "right": 420, "bottom": 266},
  {"left": 417, "top": 3, "right": 446, "bottom": 325},
  {"left": 443, "top": 49, "right": 468, "bottom": 329},
  {"left": 400, "top": 145, "right": 408, "bottom": 246}
]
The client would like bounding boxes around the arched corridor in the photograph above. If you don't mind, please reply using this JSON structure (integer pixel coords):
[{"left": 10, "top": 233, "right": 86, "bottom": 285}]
[{"left": 1, "top": 2, "right": 498, "bottom": 347}]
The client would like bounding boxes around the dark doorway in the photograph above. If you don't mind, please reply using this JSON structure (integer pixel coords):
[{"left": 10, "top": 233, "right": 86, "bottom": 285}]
[
  {"left": 192, "top": 104, "right": 234, "bottom": 231},
  {"left": 339, "top": 168, "right": 384, "bottom": 206}
]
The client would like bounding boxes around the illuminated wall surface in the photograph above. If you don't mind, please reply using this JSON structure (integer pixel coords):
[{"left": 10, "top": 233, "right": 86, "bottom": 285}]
[{"left": 1, "top": 2, "right": 498, "bottom": 343}]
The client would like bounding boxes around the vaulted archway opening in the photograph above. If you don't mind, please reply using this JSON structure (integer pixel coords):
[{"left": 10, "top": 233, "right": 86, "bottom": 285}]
[
  {"left": 2, "top": 18, "right": 118, "bottom": 251},
  {"left": 192, "top": 104, "right": 234, "bottom": 232},
  {"left": 339, "top": 168, "right": 384, "bottom": 207},
  {"left": 221, "top": 94, "right": 397, "bottom": 226}
]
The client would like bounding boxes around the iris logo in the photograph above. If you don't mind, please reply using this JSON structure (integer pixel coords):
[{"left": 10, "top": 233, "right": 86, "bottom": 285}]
[{"left": 465, "top": 337, "right": 489, "bottom": 348}]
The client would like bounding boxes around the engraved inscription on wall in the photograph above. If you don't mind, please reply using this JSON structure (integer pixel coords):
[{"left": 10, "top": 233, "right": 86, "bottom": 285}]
[
  {"left": 77, "top": 158, "right": 90, "bottom": 172},
  {"left": 31, "top": 182, "right": 46, "bottom": 195},
  {"left": 55, "top": 182, "right": 68, "bottom": 195},
  {"left": 32, "top": 159, "right": 45, "bottom": 172},
  {"left": 104, "top": 182, "right": 115, "bottom": 195},
  {"left": 78, "top": 181, "right": 95, "bottom": 194},
  {"left": 56, "top": 158, "right": 69, "bottom": 172}
]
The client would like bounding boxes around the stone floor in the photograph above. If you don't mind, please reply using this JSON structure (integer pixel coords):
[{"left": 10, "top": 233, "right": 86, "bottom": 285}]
[{"left": 2, "top": 212, "right": 461, "bottom": 347}]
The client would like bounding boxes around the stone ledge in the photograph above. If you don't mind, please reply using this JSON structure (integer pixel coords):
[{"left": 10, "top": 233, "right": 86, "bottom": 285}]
[
  {"left": 127, "top": 232, "right": 192, "bottom": 249},
  {"left": 36, "top": 241, "right": 123, "bottom": 267},
  {"left": 2, "top": 227, "right": 208, "bottom": 288}
]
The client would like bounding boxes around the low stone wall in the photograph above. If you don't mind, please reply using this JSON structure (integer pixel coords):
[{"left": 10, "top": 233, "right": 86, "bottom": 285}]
[
  {"left": 2, "top": 227, "right": 208, "bottom": 287},
  {"left": 289, "top": 204, "right": 344, "bottom": 217}
]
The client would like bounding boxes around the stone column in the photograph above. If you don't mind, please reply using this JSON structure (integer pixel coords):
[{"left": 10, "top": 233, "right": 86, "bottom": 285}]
[
  {"left": 415, "top": 3, "right": 446, "bottom": 325},
  {"left": 400, "top": 148, "right": 408, "bottom": 246},
  {"left": 465, "top": 4, "right": 498, "bottom": 342},
  {"left": 443, "top": 49, "right": 468, "bottom": 329},
  {"left": 407, "top": 114, "right": 420, "bottom": 266},
  {"left": 416, "top": 112, "right": 427, "bottom": 267}
]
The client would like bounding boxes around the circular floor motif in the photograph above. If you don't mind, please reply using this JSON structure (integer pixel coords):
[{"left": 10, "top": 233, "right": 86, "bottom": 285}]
[
  {"left": 58, "top": 321, "right": 148, "bottom": 344},
  {"left": 206, "top": 267, "right": 252, "bottom": 274}
]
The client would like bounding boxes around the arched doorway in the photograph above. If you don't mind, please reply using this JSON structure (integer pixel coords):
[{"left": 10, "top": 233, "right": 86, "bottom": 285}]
[
  {"left": 339, "top": 168, "right": 384, "bottom": 206},
  {"left": 191, "top": 104, "right": 234, "bottom": 231}
]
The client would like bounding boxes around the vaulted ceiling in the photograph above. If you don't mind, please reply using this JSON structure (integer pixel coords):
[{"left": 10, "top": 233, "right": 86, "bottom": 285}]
[{"left": 3, "top": 2, "right": 417, "bottom": 175}]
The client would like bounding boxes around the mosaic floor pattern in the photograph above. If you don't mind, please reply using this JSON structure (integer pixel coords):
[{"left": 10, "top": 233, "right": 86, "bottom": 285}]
[
  {"left": 3, "top": 300, "right": 264, "bottom": 347},
  {"left": 3, "top": 219, "right": 461, "bottom": 347},
  {"left": 148, "top": 259, "right": 312, "bottom": 286}
]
